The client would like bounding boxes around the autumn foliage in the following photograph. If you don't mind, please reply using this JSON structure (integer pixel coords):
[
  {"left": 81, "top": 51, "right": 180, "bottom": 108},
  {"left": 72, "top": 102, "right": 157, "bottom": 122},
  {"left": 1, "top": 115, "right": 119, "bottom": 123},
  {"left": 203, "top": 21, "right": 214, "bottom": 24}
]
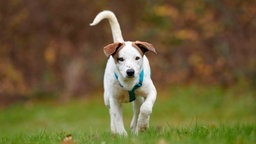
[{"left": 0, "top": 0, "right": 255, "bottom": 100}]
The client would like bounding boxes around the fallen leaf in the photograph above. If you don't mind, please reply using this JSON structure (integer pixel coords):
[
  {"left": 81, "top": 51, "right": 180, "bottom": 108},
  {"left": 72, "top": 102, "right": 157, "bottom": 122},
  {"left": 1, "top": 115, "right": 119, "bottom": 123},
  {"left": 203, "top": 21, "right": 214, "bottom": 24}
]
[{"left": 61, "top": 134, "right": 75, "bottom": 144}]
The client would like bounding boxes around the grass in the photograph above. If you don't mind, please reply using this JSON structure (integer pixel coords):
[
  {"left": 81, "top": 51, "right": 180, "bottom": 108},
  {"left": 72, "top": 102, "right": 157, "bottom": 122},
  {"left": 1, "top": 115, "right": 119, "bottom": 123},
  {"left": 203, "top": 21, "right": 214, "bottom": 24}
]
[{"left": 0, "top": 85, "right": 255, "bottom": 144}]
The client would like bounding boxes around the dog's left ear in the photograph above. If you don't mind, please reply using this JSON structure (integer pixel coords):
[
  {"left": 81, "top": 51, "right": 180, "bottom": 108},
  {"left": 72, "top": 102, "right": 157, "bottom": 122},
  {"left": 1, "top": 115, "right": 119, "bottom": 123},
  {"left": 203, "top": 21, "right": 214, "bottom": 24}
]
[
  {"left": 103, "top": 42, "right": 124, "bottom": 57},
  {"left": 134, "top": 41, "right": 157, "bottom": 55}
]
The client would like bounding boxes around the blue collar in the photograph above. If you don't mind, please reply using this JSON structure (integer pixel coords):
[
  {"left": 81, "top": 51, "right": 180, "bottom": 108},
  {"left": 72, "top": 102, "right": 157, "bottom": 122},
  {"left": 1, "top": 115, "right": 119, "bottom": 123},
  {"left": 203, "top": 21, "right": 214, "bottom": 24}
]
[{"left": 114, "top": 69, "right": 144, "bottom": 102}]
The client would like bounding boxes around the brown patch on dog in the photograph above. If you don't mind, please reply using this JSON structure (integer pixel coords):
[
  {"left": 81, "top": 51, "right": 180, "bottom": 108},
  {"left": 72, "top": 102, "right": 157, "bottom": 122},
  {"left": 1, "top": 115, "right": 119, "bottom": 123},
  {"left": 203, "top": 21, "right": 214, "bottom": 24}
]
[
  {"left": 103, "top": 42, "right": 125, "bottom": 57},
  {"left": 112, "top": 43, "right": 126, "bottom": 62},
  {"left": 133, "top": 41, "right": 157, "bottom": 54},
  {"left": 132, "top": 43, "right": 144, "bottom": 56}
]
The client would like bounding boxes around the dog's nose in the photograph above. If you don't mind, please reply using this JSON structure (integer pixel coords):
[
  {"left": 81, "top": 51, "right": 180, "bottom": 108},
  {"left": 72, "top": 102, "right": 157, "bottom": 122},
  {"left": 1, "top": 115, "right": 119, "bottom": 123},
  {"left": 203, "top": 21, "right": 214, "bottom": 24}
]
[{"left": 126, "top": 69, "right": 135, "bottom": 77}]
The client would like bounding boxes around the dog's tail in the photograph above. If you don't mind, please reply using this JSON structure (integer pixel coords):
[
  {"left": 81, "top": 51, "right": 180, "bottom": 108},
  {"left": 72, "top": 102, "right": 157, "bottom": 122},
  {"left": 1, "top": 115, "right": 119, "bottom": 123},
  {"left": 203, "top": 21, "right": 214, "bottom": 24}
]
[{"left": 90, "top": 10, "right": 124, "bottom": 43}]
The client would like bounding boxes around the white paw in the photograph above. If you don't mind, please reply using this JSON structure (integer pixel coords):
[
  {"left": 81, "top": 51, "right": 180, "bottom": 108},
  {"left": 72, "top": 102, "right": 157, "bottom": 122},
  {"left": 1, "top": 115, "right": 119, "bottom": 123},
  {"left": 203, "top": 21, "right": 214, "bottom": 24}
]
[
  {"left": 111, "top": 128, "right": 128, "bottom": 136},
  {"left": 133, "top": 121, "right": 149, "bottom": 135},
  {"left": 137, "top": 119, "right": 149, "bottom": 132}
]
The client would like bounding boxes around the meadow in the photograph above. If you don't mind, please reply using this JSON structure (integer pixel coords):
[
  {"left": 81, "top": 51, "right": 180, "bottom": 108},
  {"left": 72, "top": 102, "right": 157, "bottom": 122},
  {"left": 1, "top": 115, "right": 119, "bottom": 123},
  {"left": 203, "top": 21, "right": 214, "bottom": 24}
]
[{"left": 0, "top": 85, "right": 255, "bottom": 144}]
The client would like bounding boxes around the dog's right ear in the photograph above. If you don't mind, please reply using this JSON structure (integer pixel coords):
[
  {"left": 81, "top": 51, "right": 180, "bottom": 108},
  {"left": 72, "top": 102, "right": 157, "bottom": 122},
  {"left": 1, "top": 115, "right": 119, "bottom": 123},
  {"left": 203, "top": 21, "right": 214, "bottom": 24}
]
[{"left": 103, "top": 42, "right": 124, "bottom": 57}]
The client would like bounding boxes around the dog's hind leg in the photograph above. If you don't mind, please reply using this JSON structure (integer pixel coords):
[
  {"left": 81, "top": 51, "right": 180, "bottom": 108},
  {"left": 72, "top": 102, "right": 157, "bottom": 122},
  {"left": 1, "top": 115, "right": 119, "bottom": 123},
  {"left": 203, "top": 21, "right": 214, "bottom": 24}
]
[
  {"left": 130, "top": 96, "right": 144, "bottom": 134},
  {"left": 109, "top": 98, "right": 128, "bottom": 136}
]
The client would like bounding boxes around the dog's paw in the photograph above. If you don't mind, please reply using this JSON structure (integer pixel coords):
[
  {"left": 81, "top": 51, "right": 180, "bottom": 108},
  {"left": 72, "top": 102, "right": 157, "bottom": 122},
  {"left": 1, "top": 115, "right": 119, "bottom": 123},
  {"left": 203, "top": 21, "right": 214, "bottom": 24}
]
[
  {"left": 137, "top": 120, "right": 149, "bottom": 132},
  {"left": 121, "top": 131, "right": 128, "bottom": 137},
  {"left": 132, "top": 122, "right": 149, "bottom": 135},
  {"left": 113, "top": 131, "right": 128, "bottom": 137},
  {"left": 132, "top": 127, "right": 139, "bottom": 135},
  {"left": 111, "top": 129, "right": 128, "bottom": 137}
]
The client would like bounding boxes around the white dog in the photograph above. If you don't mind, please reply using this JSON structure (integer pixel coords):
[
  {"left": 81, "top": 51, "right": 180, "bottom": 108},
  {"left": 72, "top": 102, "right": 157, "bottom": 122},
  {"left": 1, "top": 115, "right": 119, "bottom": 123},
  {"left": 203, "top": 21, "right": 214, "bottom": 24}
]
[{"left": 90, "top": 10, "right": 157, "bottom": 136}]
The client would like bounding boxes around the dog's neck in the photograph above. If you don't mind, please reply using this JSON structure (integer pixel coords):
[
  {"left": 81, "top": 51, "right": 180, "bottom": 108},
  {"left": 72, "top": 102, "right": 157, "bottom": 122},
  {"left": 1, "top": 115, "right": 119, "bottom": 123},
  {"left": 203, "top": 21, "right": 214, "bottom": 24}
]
[{"left": 114, "top": 69, "right": 144, "bottom": 102}]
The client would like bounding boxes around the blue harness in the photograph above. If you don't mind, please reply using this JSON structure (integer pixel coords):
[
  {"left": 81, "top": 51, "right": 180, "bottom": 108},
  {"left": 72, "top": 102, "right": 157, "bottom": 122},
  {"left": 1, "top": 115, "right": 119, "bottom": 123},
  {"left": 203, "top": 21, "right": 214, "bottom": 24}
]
[{"left": 114, "top": 69, "right": 144, "bottom": 102}]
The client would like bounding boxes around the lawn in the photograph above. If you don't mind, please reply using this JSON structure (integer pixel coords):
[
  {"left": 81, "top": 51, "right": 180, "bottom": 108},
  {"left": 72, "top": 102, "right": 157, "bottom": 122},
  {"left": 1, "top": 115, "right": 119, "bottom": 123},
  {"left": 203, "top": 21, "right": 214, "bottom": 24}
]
[{"left": 0, "top": 85, "right": 255, "bottom": 144}]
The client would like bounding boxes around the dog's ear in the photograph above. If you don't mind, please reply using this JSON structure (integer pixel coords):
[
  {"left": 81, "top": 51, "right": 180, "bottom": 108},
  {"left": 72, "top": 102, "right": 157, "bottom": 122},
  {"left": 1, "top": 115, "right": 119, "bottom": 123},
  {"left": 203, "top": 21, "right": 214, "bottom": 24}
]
[
  {"left": 103, "top": 42, "right": 124, "bottom": 57},
  {"left": 134, "top": 41, "right": 157, "bottom": 54}
]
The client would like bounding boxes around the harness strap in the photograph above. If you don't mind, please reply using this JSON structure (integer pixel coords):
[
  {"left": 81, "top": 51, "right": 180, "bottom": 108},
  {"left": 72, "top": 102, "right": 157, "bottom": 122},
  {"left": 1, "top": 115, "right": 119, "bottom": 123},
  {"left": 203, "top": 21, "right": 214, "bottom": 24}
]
[{"left": 114, "top": 69, "right": 144, "bottom": 102}]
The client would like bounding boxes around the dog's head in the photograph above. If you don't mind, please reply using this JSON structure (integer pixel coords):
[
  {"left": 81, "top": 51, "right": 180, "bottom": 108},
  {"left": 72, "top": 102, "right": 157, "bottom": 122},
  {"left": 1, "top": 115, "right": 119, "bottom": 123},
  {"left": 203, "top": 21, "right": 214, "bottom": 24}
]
[{"left": 103, "top": 41, "right": 157, "bottom": 79}]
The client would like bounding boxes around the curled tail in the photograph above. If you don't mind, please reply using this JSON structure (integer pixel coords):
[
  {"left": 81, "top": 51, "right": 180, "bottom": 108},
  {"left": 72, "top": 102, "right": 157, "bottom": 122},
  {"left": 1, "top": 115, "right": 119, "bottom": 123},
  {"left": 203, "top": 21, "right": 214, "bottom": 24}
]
[{"left": 90, "top": 10, "right": 124, "bottom": 43}]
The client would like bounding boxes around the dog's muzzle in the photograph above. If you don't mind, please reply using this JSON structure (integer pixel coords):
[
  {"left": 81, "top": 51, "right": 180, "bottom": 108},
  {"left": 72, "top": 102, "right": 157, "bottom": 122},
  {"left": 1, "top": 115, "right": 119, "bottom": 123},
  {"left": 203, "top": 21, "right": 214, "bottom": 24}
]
[{"left": 126, "top": 69, "right": 135, "bottom": 77}]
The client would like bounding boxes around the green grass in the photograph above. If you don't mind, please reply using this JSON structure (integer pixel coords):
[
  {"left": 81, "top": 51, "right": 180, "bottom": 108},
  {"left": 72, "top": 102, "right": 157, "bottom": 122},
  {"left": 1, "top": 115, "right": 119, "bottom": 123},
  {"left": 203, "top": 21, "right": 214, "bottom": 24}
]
[{"left": 0, "top": 85, "right": 255, "bottom": 144}]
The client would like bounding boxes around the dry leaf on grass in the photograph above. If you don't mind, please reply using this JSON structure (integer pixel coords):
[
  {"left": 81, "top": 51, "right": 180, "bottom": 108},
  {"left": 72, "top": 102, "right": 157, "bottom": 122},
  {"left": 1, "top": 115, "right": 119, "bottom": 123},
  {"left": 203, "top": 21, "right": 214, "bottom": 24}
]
[{"left": 61, "top": 134, "right": 75, "bottom": 144}]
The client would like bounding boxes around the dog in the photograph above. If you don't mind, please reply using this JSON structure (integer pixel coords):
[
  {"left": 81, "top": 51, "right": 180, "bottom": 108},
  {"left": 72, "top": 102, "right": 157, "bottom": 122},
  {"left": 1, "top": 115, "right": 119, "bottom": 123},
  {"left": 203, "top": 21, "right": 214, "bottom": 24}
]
[{"left": 90, "top": 10, "right": 157, "bottom": 136}]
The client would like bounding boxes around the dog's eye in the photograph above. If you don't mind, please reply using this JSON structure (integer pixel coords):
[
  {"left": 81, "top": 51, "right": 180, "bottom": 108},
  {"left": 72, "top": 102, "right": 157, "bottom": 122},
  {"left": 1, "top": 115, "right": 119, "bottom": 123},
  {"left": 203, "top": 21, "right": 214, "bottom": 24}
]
[
  {"left": 117, "top": 57, "right": 124, "bottom": 62},
  {"left": 135, "top": 56, "right": 140, "bottom": 60}
]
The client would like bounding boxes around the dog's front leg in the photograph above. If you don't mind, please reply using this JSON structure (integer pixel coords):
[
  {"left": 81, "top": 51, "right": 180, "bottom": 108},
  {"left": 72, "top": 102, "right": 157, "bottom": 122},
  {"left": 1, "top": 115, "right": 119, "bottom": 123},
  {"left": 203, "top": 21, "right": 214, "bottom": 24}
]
[
  {"left": 130, "top": 96, "right": 144, "bottom": 133},
  {"left": 136, "top": 83, "right": 157, "bottom": 134},
  {"left": 109, "top": 98, "right": 127, "bottom": 136}
]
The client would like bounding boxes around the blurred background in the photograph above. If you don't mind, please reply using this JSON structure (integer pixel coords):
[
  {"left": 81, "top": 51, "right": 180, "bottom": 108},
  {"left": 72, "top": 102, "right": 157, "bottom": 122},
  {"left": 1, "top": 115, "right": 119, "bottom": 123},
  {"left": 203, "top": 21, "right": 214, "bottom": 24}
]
[{"left": 0, "top": 0, "right": 255, "bottom": 105}]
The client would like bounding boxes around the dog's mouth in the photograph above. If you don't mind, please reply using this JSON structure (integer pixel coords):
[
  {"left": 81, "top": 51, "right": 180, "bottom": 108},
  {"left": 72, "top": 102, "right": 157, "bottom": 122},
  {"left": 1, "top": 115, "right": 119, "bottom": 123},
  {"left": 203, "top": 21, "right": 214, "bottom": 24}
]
[{"left": 126, "top": 75, "right": 135, "bottom": 78}]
